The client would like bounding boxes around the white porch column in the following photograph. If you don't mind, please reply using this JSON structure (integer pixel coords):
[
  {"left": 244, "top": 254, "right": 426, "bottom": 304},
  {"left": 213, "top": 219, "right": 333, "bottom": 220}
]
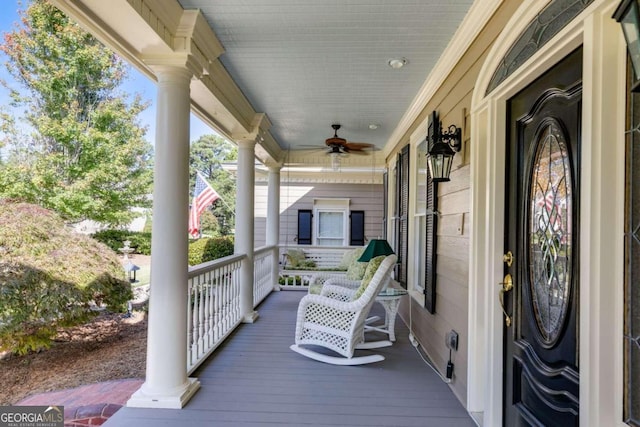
[
  {"left": 236, "top": 139, "right": 259, "bottom": 322},
  {"left": 128, "top": 66, "right": 200, "bottom": 409},
  {"left": 266, "top": 166, "right": 281, "bottom": 290}
]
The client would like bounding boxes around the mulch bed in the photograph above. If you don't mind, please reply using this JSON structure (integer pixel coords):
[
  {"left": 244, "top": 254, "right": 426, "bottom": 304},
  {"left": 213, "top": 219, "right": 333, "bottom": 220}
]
[{"left": 0, "top": 310, "right": 147, "bottom": 406}]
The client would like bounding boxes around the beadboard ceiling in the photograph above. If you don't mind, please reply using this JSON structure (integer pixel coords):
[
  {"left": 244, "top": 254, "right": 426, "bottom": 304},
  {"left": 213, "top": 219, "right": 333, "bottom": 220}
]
[{"left": 177, "top": 0, "right": 473, "bottom": 154}]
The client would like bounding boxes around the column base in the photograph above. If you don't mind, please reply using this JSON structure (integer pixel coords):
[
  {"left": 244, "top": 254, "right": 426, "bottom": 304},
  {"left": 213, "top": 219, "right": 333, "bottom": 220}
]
[
  {"left": 243, "top": 310, "right": 259, "bottom": 323},
  {"left": 127, "top": 377, "right": 200, "bottom": 409}
]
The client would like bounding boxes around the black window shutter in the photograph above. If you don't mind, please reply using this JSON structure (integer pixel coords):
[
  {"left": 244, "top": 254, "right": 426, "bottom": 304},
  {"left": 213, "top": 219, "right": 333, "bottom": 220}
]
[
  {"left": 349, "top": 211, "right": 365, "bottom": 246},
  {"left": 383, "top": 171, "right": 388, "bottom": 239},
  {"left": 395, "top": 145, "right": 410, "bottom": 288},
  {"left": 297, "top": 210, "right": 312, "bottom": 245},
  {"left": 424, "top": 111, "right": 439, "bottom": 313}
]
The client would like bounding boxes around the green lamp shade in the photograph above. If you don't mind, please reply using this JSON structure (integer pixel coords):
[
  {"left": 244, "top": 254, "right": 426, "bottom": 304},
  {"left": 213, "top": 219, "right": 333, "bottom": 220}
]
[{"left": 357, "top": 239, "right": 395, "bottom": 262}]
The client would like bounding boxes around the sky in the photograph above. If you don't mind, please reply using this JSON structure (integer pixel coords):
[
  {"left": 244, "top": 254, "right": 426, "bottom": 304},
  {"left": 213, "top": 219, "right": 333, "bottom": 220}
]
[{"left": 0, "top": 0, "right": 215, "bottom": 147}]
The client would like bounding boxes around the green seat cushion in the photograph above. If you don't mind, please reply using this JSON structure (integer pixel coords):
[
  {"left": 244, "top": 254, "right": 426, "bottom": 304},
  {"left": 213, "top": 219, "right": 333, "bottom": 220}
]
[{"left": 354, "top": 255, "right": 386, "bottom": 299}]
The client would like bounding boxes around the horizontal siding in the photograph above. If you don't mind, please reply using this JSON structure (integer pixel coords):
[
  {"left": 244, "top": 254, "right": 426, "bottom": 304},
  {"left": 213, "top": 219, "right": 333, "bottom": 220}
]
[
  {"left": 393, "top": 0, "right": 526, "bottom": 409},
  {"left": 253, "top": 182, "right": 384, "bottom": 247},
  {"left": 254, "top": 184, "right": 268, "bottom": 247},
  {"left": 278, "top": 182, "right": 384, "bottom": 246}
]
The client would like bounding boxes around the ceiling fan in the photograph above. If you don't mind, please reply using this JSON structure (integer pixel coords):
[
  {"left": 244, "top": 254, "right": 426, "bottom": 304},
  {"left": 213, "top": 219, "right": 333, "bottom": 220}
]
[{"left": 322, "top": 124, "right": 374, "bottom": 156}]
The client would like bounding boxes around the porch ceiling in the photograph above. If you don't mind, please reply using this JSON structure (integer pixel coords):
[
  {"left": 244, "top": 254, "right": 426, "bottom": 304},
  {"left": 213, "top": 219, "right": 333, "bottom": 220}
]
[
  {"left": 51, "top": 0, "right": 477, "bottom": 167},
  {"left": 178, "top": 0, "right": 472, "bottom": 154}
]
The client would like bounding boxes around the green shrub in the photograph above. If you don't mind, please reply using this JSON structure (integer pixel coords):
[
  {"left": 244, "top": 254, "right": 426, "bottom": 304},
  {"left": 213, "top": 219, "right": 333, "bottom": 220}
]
[
  {"left": 188, "top": 237, "right": 235, "bottom": 266},
  {"left": 0, "top": 201, "right": 132, "bottom": 355},
  {"left": 91, "top": 229, "right": 152, "bottom": 255}
]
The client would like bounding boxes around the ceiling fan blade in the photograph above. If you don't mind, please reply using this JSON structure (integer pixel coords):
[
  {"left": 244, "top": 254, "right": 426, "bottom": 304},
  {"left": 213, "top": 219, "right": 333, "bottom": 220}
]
[
  {"left": 345, "top": 148, "right": 370, "bottom": 155},
  {"left": 344, "top": 142, "right": 374, "bottom": 150}
]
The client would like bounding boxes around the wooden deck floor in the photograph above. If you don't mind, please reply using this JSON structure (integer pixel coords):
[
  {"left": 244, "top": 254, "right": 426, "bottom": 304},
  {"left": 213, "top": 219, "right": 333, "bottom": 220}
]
[{"left": 105, "top": 291, "right": 476, "bottom": 426}]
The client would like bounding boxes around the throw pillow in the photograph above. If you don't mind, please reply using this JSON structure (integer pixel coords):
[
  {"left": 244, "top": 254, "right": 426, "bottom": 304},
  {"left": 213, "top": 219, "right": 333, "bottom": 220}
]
[
  {"left": 346, "top": 260, "right": 367, "bottom": 281},
  {"left": 354, "top": 255, "right": 386, "bottom": 299},
  {"left": 337, "top": 247, "right": 364, "bottom": 270},
  {"left": 285, "top": 249, "right": 306, "bottom": 268}
]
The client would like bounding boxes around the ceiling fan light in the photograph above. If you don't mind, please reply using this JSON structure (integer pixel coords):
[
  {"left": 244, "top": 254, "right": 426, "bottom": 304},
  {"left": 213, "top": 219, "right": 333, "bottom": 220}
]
[{"left": 330, "top": 152, "right": 341, "bottom": 171}]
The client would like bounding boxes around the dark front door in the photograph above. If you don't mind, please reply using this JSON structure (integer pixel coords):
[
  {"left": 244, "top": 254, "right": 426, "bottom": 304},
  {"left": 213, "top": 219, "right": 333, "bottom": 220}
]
[{"left": 503, "top": 47, "right": 581, "bottom": 426}]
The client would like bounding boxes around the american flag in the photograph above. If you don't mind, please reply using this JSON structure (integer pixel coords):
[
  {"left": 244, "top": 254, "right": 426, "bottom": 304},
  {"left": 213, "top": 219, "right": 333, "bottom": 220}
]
[{"left": 188, "top": 172, "right": 220, "bottom": 237}]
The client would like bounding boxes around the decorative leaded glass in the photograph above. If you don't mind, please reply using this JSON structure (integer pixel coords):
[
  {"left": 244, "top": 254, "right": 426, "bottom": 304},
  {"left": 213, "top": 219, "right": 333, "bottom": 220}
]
[
  {"left": 625, "top": 63, "right": 640, "bottom": 427},
  {"left": 529, "top": 119, "right": 572, "bottom": 344},
  {"left": 486, "top": 0, "right": 594, "bottom": 95}
]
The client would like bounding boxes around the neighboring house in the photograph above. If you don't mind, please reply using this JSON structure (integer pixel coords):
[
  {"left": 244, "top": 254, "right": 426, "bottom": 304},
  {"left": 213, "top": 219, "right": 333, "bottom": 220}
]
[{"left": 50, "top": 0, "right": 635, "bottom": 426}]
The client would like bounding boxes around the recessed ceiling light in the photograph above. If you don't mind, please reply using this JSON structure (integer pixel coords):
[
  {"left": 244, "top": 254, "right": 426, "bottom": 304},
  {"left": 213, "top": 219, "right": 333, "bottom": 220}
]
[
  {"left": 369, "top": 124, "right": 379, "bottom": 130},
  {"left": 388, "top": 58, "right": 408, "bottom": 69}
]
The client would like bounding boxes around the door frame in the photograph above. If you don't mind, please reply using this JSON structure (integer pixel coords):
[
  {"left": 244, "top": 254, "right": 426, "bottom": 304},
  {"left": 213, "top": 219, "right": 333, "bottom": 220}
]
[{"left": 468, "top": 1, "right": 626, "bottom": 426}]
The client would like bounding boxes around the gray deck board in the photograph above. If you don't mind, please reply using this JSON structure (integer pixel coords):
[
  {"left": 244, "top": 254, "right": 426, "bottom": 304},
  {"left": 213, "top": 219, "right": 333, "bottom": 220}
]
[{"left": 105, "top": 291, "right": 476, "bottom": 426}]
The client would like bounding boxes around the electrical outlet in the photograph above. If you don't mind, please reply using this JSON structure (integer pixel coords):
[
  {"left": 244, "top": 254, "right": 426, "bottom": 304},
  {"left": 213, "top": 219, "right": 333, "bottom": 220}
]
[
  {"left": 446, "top": 330, "right": 459, "bottom": 351},
  {"left": 409, "top": 333, "right": 419, "bottom": 347}
]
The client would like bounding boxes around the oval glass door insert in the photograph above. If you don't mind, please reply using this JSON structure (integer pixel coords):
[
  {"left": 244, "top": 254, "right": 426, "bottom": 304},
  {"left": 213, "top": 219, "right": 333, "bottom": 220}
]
[{"left": 529, "top": 119, "right": 573, "bottom": 344}]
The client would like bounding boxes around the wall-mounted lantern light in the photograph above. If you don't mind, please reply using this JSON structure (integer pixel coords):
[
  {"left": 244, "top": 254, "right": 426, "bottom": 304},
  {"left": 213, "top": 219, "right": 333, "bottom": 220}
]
[
  {"left": 614, "top": 0, "right": 640, "bottom": 91},
  {"left": 426, "top": 120, "right": 462, "bottom": 183}
]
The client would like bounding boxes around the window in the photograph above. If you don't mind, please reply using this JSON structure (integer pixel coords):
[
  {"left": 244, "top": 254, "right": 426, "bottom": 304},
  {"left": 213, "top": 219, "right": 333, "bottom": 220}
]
[
  {"left": 316, "top": 210, "right": 345, "bottom": 246},
  {"left": 415, "top": 139, "right": 429, "bottom": 294},
  {"left": 297, "top": 199, "right": 362, "bottom": 247}
]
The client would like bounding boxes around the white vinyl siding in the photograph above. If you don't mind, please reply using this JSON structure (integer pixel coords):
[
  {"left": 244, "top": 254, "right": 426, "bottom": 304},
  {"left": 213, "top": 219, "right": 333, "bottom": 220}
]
[{"left": 254, "top": 181, "right": 383, "bottom": 248}]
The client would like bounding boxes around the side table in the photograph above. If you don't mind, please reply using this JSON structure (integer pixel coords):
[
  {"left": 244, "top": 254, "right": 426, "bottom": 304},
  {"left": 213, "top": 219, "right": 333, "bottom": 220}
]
[{"left": 365, "top": 287, "right": 408, "bottom": 342}]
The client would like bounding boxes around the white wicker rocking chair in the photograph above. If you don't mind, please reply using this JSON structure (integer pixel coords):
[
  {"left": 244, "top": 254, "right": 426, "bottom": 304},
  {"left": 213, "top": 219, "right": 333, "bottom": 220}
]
[{"left": 290, "top": 255, "right": 397, "bottom": 365}]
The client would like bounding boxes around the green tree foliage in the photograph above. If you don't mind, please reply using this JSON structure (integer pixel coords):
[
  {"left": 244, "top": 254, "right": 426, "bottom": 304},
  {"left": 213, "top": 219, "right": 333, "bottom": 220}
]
[
  {"left": 91, "top": 229, "right": 152, "bottom": 255},
  {"left": 187, "top": 236, "right": 235, "bottom": 266},
  {"left": 0, "top": 0, "right": 153, "bottom": 226},
  {"left": 0, "top": 201, "right": 132, "bottom": 355},
  {"left": 189, "top": 134, "right": 237, "bottom": 236}
]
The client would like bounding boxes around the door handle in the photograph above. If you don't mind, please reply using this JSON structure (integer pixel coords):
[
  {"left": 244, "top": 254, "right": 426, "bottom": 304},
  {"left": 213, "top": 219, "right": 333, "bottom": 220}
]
[{"left": 499, "top": 273, "right": 513, "bottom": 327}]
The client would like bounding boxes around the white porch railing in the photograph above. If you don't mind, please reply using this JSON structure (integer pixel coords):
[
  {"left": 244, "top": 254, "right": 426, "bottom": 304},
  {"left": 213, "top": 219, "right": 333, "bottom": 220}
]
[
  {"left": 187, "top": 254, "right": 243, "bottom": 373},
  {"left": 186, "top": 246, "right": 278, "bottom": 374},
  {"left": 253, "top": 245, "right": 276, "bottom": 306}
]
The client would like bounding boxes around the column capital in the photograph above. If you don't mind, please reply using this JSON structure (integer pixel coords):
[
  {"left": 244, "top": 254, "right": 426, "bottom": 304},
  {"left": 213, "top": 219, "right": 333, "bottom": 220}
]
[
  {"left": 232, "top": 113, "right": 272, "bottom": 144},
  {"left": 175, "top": 10, "right": 224, "bottom": 66},
  {"left": 236, "top": 139, "right": 258, "bottom": 149},
  {"left": 142, "top": 54, "right": 199, "bottom": 80},
  {"left": 138, "top": 7, "right": 223, "bottom": 80}
]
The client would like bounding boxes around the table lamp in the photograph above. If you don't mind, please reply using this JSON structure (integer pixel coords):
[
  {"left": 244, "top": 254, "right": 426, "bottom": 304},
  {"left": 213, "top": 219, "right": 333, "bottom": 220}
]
[{"left": 357, "top": 239, "right": 395, "bottom": 262}]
